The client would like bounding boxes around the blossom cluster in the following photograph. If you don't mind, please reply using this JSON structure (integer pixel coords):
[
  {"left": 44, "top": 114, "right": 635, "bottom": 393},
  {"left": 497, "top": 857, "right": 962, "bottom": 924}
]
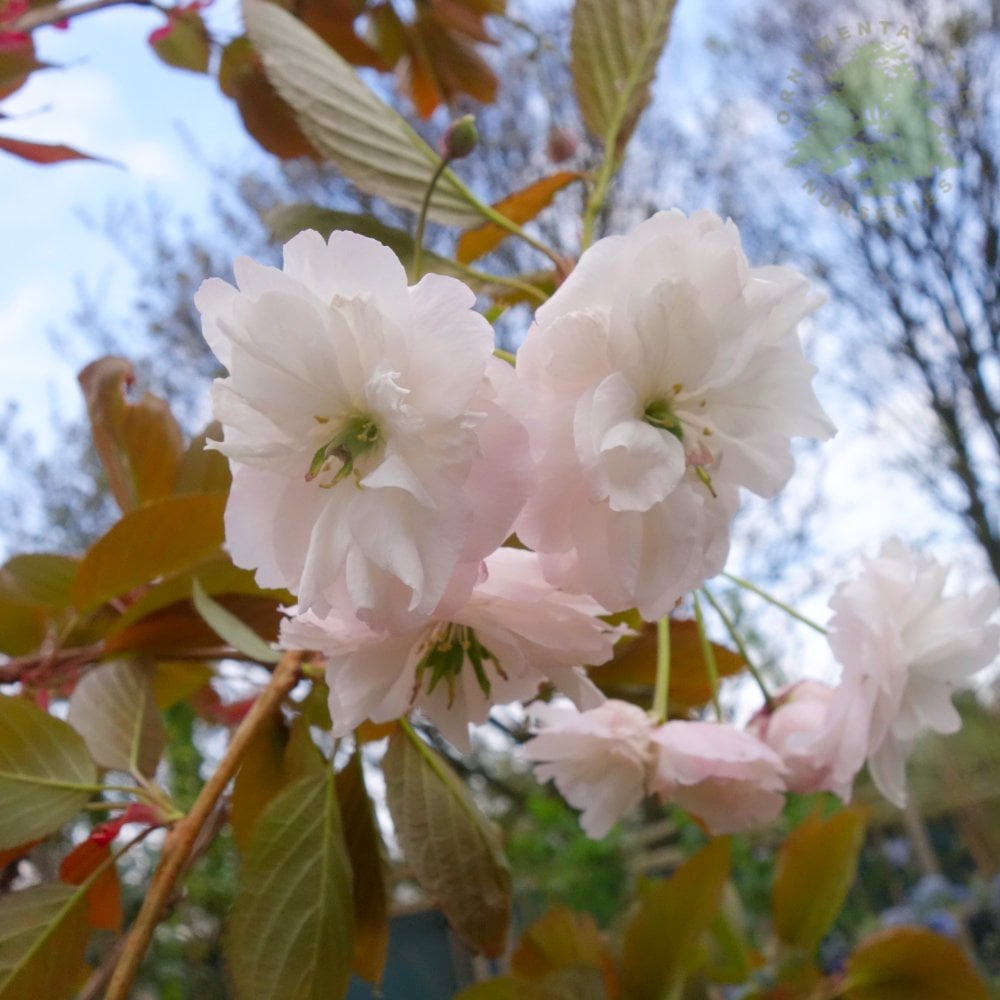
[{"left": 197, "top": 213, "right": 997, "bottom": 839}]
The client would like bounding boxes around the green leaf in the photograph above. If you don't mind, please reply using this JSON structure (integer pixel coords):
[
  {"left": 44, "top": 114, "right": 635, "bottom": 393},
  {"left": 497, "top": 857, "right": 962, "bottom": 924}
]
[
  {"left": 78, "top": 357, "right": 185, "bottom": 514},
  {"left": 0, "top": 555, "right": 78, "bottom": 609},
  {"left": 336, "top": 751, "right": 390, "bottom": 984},
  {"left": 71, "top": 493, "right": 227, "bottom": 614},
  {"left": 0, "top": 698, "right": 98, "bottom": 851},
  {"left": 841, "top": 926, "right": 989, "bottom": 1000},
  {"left": 0, "top": 884, "right": 90, "bottom": 1000},
  {"left": 242, "top": 0, "right": 484, "bottom": 227},
  {"left": 227, "top": 771, "right": 354, "bottom": 1000},
  {"left": 383, "top": 726, "right": 511, "bottom": 957},
  {"left": 620, "top": 837, "right": 730, "bottom": 1000},
  {"left": 149, "top": 7, "right": 211, "bottom": 74},
  {"left": 192, "top": 578, "right": 280, "bottom": 664},
  {"left": 67, "top": 659, "right": 166, "bottom": 778},
  {"left": 571, "top": 0, "right": 677, "bottom": 158},
  {"left": 772, "top": 806, "right": 867, "bottom": 955},
  {"left": 0, "top": 599, "right": 47, "bottom": 656}
]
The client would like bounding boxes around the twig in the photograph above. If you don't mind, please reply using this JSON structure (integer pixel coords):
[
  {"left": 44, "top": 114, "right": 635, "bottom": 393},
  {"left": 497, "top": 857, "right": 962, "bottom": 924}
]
[
  {"left": 13, "top": 0, "right": 153, "bottom": 33},
  {"left": 104, "top": 650, "right": 305, "bottom": 1000}
]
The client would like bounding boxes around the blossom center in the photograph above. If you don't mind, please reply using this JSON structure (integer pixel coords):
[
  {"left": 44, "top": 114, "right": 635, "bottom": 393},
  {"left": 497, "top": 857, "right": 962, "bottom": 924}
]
[
  {"left": 643, "top": 397, "right": 684, "bottom": 441},
  {"left": 306, "top": 412, "right": 381, "bottom": 488},
  {"left": 413, "top": 623, "right": 507, "bottom": 707}
]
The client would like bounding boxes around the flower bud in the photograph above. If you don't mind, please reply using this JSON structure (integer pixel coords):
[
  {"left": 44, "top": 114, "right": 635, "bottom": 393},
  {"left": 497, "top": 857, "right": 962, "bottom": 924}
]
[{"left": 440, "top": 114, "right": 478, "bottom": 160}]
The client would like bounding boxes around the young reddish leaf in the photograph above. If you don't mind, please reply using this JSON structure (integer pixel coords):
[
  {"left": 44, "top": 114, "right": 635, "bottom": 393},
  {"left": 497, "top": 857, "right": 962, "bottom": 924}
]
[
  {"left": 594, "top": 618, "right": 745, "bottom": 709},
  {"left": 227, "top": 771, "right": 354, "bottom": 1000},
  {"left": 0, "top": 697, "right": 98, "bottom": 850},
  {"left": 172, "top": 422, "right": 231, "bottom": 496},
  {"left": 336, "top": 751, "right": 389, "bottom": 984},
  {"left": 0, "top": 37, "right": 48, "bottom": 101},
  {"left": 71, "top": 492, "right": 226, "bottom": 614},
  {"left": 294, "top": 0, "right": 385, "bottom": 68},
  {"left": 218, "top": 35, "right": 320, "bottom": 159},
  {"left": 428, "top": 0, "right": 497, "bottom": 43},
  {"left": 773, "top": 806, "right": 868, "bottom": 956},
  {"left": 0, "top": 884, "right": 90, "bottom": 1000},
  {"left": 383, "top": 725, "right": 511, "bottom": 957},
  {"left": 401, "top": 38, "right": 443, "bottom": 120},
  {"left": 59, "top": 839, "right": 122, "bottom": 932},
  {"left": 621, "top": 837, "right": 731, "bottom": 1000},
  {"left": 571, "top": 0, "right": 677, "bottom": 158},
  {"left": 149, "top": 4, "right": 211, "bottom": 73},
  {"left": 0, "top": 135, "right": 108, "bottom": 165},
  {"left": 67, "top": 659, "right": 166, "bottom": 778},
  {"left": 511, "top": 908, "right": 618, "bottom": 994},
  {"left": 0, "top": 554, "right": 77, "bottom": 608},
  {"left": 414, "top": 9, "right": 498, "bottom": 107},
  {"left": 457, "top": 171, "right": 583, "bottom": 263},
  {"left": 841, "top": 926, "right": 989, "bottom": 1000},
  {"left": 78, "top": 357, "right": 185, "bottom": 514}
]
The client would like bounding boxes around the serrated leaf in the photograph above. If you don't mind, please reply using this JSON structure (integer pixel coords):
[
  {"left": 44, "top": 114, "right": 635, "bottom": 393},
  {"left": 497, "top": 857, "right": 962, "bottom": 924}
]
[
  {"left": 0, "top": 884, "right": 90, "bottom": 1000},
  {"left": 773, "top": 806, "right": 867, "bottom": 956},
  {"left": 0, "top": 554, "right": 77, "bottom": 608},
  {"left": 0, "top": 698, "right": 98, "bottom": 851},
  {"left": 218, "top": 35, "right": 321, "bottom": 160},
  {"left": 841, "top": 926, "right": 989, "bottom": 1000},
  {"left": 457, "top": 171, "right": 582, "bottom": 263},
  {"left": 78, "top": 357, "right": 185, "bottom": 513},
  {"left": 71, "top": 492, "right": 226, "bottom": 614},
  {"left": 59, "top": 839, "right": 122, "bottom": 932},
  {"left": 228, "top": 771, "right": 354, "bottom": 1000},
  {"left": 243, "top": 0, "right": 484, "bottom": 226},
  {"left": 192, "top": 578, "right": 280, "bottom": 664},
  {"left": 383, "top": 726, "right": 511, "bottom": 957},
  {"left": 621, "top": 837, "right": 730, "bottom": 1000},
  {"left": 336, "top": 751, "right": 389, "bottom": 983},
  {"left": 571, "top": 0, "right": 677, "bottom": 158},
  {"left": 67, "top": 660, "right": 165, "bottom": 778}
]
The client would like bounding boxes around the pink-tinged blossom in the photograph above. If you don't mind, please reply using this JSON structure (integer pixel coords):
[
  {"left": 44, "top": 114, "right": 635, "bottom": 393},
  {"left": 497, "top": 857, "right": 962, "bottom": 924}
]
[
  {"left": 523, "top": 699, "right": 658, "bottom": 839},
  {"left": 196, "top": 229, "right": 530, "bottom": 628},
  {"left": 808, "top": 539, "right": 1000, "bottom": 807},
  {"left": 747, "top": 680, "right": 835, "bottom": 795},
  {"left": 280, "top": 548, "right": 622, "bottom": 751},
  {"left": 515, "top": 209, "right": 834, "bottom": 618},
  {"left": 650, "top": 721, "right": 787, "bottom": 835}
]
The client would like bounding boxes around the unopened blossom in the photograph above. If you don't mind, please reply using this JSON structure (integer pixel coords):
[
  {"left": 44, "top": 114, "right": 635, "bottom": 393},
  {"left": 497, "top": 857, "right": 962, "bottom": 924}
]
[
  {"left": 650, "top": 721, "right": 787, "bottom": 835},
  {"left": 523, "top": 698, "right": 657, "bottom": 838},
  {"left": 808, "top": 538, "right": 999, "bottom": 807},
  {"left": 747, "top": 680, "right": 835, "bottom": 795},
  {"left": 516, "top": 209, "right": 835, "bottom": 618},
  {"left": 196, "top": 229, "right": 529, "bottom": 628},
  {"left": 280, "top": 548, "right": 622, "bottom": 751}
]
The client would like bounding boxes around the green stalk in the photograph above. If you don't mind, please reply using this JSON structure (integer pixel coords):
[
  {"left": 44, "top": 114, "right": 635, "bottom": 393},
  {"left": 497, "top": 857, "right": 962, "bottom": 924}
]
[
  {"left": 411, "top": 158, "right": 451, "bottom": 283},
  {"left": 722, "top": 572, "right": 827, "bottom": 634},
  {"left": 699, "top": 587, "right": 774, "bottom": 711},
  {"left": 652, "top": 615, "right": 671, "bottom": 722},
  {"left": 693, "top": 593, "right": 723, "bottom": 720}
]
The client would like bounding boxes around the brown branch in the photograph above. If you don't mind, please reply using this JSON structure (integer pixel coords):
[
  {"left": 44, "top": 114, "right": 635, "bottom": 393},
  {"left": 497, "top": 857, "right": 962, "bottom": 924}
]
[
  {"left": 13, "top": 0, "right": 154, "bottom": 33},
  {"left": 104, "top": 650, "right": 305, "bottom": 1000}
]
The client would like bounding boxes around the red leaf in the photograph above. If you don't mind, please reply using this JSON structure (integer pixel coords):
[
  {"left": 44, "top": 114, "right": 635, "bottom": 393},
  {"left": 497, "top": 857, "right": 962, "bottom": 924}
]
[
  {"left": 59, "top": 840, "right": 122, "bottom": 932},
  {"left": 0, "top": 134, "right": 109, "bottom": 165}
]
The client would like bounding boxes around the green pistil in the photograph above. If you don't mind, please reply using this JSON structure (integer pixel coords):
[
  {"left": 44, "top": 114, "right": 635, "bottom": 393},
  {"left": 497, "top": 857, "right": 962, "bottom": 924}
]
[
  {"left": 306, "top": 413, "right": 380, "bottom": 486},
  {"left": 414, "top": 624, "right": 506, "bottom": 708},
  {"left": 644, "top": 398, "right": 684, "bottom": 441}
]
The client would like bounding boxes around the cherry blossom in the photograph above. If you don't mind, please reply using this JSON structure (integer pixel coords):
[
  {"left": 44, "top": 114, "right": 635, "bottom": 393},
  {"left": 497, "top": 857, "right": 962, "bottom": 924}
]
[
  {"left": 809, "top": 538, "right": 999, "bottom": 806},
  {"left": 280, "top": 548, "right": 623, "bottom": 751},
  {"left": 196, "top": 229, "right": 529, "bottom": 629},
  {"left": 515, "top": 209, "right": 834, "bottom": 618},
  {"left": 522, "top": 698, "right": 658, "bottom": 839},
  {"left": 650, "top": 721, "right": 787, "bottom": 834}
]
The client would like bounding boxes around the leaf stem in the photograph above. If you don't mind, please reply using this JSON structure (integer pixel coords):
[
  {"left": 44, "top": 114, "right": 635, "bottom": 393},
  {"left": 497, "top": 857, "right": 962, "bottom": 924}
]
[
  {"left": 105, "top": 650, "right": 305, "bottom": 1000},
  {"left": 580, "top": 154, "right": 617, "bottom": 249},
  {"left": 652, "top": 615, "right": 671, "bottom": 722},
  {"left": 699, "top": 587, "right": 774, "bottom": 711},
  {"left": 692, "top": 593, "right": 722, "bottom": 720},
  {"left": 411, "top": 159, "right": 450, "bottom": 283},
  {"left": 722, "top": 572, "right": 827, "bottom": 634}
]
